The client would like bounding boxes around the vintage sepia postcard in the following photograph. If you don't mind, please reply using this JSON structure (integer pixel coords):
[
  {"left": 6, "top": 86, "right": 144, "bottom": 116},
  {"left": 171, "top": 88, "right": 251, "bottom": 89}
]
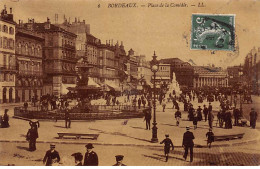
[{"left": 0, "top": 0, "right": 259, "bottom": 166}]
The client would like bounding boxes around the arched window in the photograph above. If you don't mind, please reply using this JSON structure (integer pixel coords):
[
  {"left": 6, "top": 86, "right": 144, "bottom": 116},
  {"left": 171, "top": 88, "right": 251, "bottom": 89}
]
[
  {"left": 37, "top": 46, "right": 41, "bottom": 56},
  {"left": 31, "top": 45, "right": 35, "bottom": 56},
  {"left": 9, "top": 27, "right": 14, "bottom": 35},
  {"left": 3, "top": 25, "right": 8, "bottom": 33},
  {"left": 25, "top": 44, "right": 29, "bottom": 55},
  {"left": 18, "top": 43, "right": 22, "bottom": 54}
]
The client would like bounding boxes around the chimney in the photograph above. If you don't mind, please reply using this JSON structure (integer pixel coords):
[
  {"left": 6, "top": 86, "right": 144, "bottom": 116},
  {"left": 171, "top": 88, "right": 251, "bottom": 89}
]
[
  {"left": 111, "top": 39, "right": 113, "bottom": 46},
  {"left": 83, "top": 20, "right": 85, "bottom": 24},
  {"left": 75, "top": 17, "right": 77, "bottom": 23},
  {"left": 106, "top": 40, "right": 108, "bottom": 45},
  {"left": 47, "top": 17, "right": 50, "bottom": 23},
  {"left": 10, "top": 8, "right": 12, "bottom": 14},
  {"left": 109, "top": 40, "right": 111, "bottom": 46},
  {"left": 18, "top": 19, "right": 20, "bottom": 25}
]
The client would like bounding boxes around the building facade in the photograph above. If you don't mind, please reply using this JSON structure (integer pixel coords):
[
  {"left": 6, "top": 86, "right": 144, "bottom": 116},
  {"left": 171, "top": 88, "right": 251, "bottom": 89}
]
[
  {"left": 244, "top": 47, "right": 260, "bottom": 94},
  {"left": 0, "top": 7, "right": 16, "bottom": 103},
  {"left": 15, "top": 22, "right": 44, "bottom": 102},
  {"left": 32, "top": 18, "right": 77, "bottom": 97},
  {"left": 127, "top": 49, "right": 138, "bottom": 87},
  {"left": 193, "top": 66, "right": 228, "bottom": 88},
  {"left": 160, "top": 58, "right": 194, "bottom": 89},
  {"left": 156, "top": 63, "right": 171, "bottom": 86},
  {"left": 227, "top": 65, "right": 243, "bottom": 88}
]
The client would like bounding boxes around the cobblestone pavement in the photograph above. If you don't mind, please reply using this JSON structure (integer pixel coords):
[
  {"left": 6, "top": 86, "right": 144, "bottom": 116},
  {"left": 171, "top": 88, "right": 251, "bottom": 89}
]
[{"left": 0, "top": 141, "right": 259, "bottom": 166}]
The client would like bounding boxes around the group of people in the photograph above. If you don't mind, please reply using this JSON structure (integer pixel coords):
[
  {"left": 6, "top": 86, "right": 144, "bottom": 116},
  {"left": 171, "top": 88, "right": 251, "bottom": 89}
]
[
  {"left": 160, "top": 126, "right": 214, "bottom": 163},
  {"left": 42, "top": 143, "right": 126, "bottom": 166}
]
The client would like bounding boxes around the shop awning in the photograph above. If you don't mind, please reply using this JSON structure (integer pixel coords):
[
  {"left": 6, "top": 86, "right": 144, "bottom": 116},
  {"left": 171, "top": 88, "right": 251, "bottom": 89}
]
[
  {"left": 105, "top": 80, "right": 121, "bottom": 91},
  {"left": 61, "top": 83, "right": 76, "bottom": 95},
  {"left": 88, "top": 77, "right": 101, "bottom": 87}
]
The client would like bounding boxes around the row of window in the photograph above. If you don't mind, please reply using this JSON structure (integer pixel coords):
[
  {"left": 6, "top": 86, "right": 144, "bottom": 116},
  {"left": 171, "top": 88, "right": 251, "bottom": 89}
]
[
  {"left": 0, "top": 24, "right": 14, "bottom": 35},
  {"left": 62, "top": 39, "right": 75, "bottom": 47},
  {"left": 16, "top": 42, "right": 42, "bottom": 57},
  {"left": 0, "top": 37, "right": 15, "bottom": 50},
  {"left": 0, "top": 73, "right": 15, "bottom": 82}
]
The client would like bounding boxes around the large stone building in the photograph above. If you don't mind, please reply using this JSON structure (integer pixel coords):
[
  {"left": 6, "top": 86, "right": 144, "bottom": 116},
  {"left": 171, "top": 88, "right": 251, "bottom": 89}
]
[
  {"left": 193, "top": 66, "right": 228, "bottom": 88},
  {"left": 244, "top": 47, "right": 260, "bottom": 94},
  {"left": 156, "top": 63, "right": 171, "bottom": 86},
  {"left": 227, "top": 65, "right": 243, "bottom": 88},
  {"left": 127, "top": 49, "right": 138, "bottom": 88},
  {"left": 31, "top": 18, "right": 77, "bottom": 97},
  {"left": 99, "top": 43, "right": 120, "bottom": 90},
  {"left": 136, "top": 55, "right": 152, "bottom": 90},
  {"left": 160, "top": 58, "right": 194, "bottom": 89},
  {"left": 15, "top": 21, "right": 44, "bottom": 102},
  {"left": 0, "top": 6, "right": 16, "bottom": 103}
]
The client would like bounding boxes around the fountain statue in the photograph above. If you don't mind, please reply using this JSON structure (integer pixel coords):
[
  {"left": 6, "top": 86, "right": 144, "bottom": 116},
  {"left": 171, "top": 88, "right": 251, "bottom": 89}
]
[{"left": 166, "top": 72, "right": 181, "bottom": 97}]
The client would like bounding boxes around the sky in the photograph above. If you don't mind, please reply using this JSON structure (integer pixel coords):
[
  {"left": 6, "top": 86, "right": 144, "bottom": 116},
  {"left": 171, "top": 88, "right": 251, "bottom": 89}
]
[{"left": 1, "top": 0, "right": 260, "bottom": 67}]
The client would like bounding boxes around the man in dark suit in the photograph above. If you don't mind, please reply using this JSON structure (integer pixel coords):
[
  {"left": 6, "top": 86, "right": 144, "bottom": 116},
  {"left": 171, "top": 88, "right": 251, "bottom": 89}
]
[
  {"left": 208, "top": 102, "right": 212, "bottom": 113},
  {"left": 71, "top": 152, "right": 83, "bottom": 166},
  {"left": 203, "top": 105, "right": 209, "bottom": 122},
  {"left": 43, "top": 144, "right": 60, "bottom": 166},
  {"left": 113, "top": 155, "right": 127, "bottom": 166},
  {"left": 83, "top": 143, "right": 98, "bottom": 166},
  {"left": 144, "top": 108, "right": 152, "bottom": 130},
  {"left": 160, "top": 134, "right": 174, "bottom": 162},
  {"left": 182, "top": 126, "right": 195, "bottom": 162}
]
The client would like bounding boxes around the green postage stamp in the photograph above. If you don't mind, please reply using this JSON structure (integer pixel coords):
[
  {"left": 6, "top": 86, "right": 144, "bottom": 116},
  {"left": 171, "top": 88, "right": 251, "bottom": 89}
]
[{"left": 191, "top": 14, "right": 235, "bottom": 51}]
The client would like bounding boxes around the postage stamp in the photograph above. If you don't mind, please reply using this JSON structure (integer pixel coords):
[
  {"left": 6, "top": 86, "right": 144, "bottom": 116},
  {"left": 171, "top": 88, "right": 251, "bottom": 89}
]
[{"left": 191, "top": 14, "right": 235, "bottom": 51}]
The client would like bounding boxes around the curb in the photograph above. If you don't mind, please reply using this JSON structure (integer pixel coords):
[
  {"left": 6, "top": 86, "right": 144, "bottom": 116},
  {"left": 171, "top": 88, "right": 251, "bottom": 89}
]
[{"left": 1, "top": 137, "right": 260, "bottom": 148}]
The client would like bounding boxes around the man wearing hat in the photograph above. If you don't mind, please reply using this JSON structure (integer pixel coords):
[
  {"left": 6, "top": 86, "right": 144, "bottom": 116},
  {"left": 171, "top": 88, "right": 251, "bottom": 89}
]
[
  {"left": 206, "top": 128, "right": 214, "bottom": 148},
  {"left": 203, "top": 105, "right": 208, "bottom": 122},
  {"left": 2, "top": 109, "right": 10, "bottom": 128},
  {"left": 43, "top": 144, "right": 60, "bottom": 166},
  {"left": 113, "top": 155, "right": 127, "bottom": 166},
  {"left": 83, "top": 143, "right": 98, "bottom": 166},
  {"left": 144, "top": 107, "right": 151, "bottom": 130},
  {"left": 250, "top": 108, "right": 258, "bottom": 129},
  {"left": 182, "top": 126, "right": 195, "bottom": 162},
  {"left": 160, "top": 134, "right": 174, "bottom": 162},
  {"left": 71, "top": 152, "right": 83, "bottom": 166}
]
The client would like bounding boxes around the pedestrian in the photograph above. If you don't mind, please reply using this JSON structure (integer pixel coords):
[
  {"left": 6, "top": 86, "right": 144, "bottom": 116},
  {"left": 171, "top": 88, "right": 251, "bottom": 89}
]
[
  {"left": 24, "top": 101, "right": 28, "bottom": 111},
  {"left": 193, "top": 113, "right": 198, "bottom": 130},
  {"left": 203, "top": 105, "right": 208, "bottom": 122},
  {"left": 175, "top": 108, "right": 181, "bottom": 126},
  {"left": 162, "top": 98, "right": 166, "bottom": 112},
  {"left": 188, "top": 105, "right": 194, "bottom": 121},
  {"left": 197, "top": 106, "right": 202, "bottom": 121},
  {"left": 71, "top": 152, "right": 83, "bottom": 166},
  {"left": 233, "top": 107, "right": 240, "bottom": 126},
  {"left": 160, "top": 134, "right": 174, "bottom": 162},
  {"left": 65, "top": 108, "right": 71, "bottom": 128},
  {"left": 144, "top": 108, "right": 152, "bottom": 130},
  {"left": 26, "top": 125, "right": 38, "bottom": 151},
  {"left": 250, "top": 108, "right": 258, "bottom": 129},
  {"left": 208, "top": 102, "right": 212, "bottom": 113},
  {"left": 2, "top": 109, "right": 10, "bottom": 128},
  {"left": 113, "top": 155, "right": 127, "bottom": 166},
  {"left": 208, "top": 110, "right": 214, "bottom": 129},
  {"left": 83, "top": 143, "right": 98, "bottom": 166},
  {"left": 138, "top": 98, "right": 141, "bottom": 109},
  {"left": 43, "top": 144, "right": 61, "bottom": 166},
  {"left": 142, "top": 98, "right": 146, "bottom": 108},
  {"left": 182, "top": 126, "right": 195, "bottom": 162},
  {"left": 206, "top": 128, "right": 214, "bottom": 148}
]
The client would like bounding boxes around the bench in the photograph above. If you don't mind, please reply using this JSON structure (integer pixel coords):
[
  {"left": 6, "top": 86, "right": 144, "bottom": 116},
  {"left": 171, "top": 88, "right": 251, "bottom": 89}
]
[
  {"left": 214, "top": 132, "right": 245, "bottom": 141},
  {"left": 57, "top": 133, "right": 99, "bottom": 140}
]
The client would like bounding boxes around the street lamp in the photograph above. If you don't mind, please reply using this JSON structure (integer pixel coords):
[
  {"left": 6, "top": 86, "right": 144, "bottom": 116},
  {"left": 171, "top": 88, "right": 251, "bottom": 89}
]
[
  {"left": 150, "top": 51, "right": 159, "bottom": 143},
  {"left": 239, "top": 68, "right": 243, "bottom": 114}
]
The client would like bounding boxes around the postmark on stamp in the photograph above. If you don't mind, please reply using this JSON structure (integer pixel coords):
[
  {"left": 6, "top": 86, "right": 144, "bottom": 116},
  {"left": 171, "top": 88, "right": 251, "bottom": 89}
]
[{"left": 191, "top": 14, "right": 235, "bottom": 51}]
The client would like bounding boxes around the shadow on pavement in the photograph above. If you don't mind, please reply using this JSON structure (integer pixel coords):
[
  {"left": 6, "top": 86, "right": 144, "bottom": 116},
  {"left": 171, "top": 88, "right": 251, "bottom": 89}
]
[
  {"left": 160, "top": 123, "right": 176, "bottom": 127},
  {"left": 53, "top": 125, "right": 67, "bottom": 128},
  {"left": 142, "top": 154, "right": 165, "bottom": 162},
  {"left": 16, "top": 145, "right": 29, "bottom": 151},
  {"left": 130, "top": 126, "right": 145, "bottom": 130}
]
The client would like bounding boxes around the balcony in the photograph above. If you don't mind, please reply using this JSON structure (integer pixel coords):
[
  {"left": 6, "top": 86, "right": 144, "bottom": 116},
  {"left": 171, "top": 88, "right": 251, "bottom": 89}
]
[
  {"left": 18, "top": 70, "right": 43, "bottom": 77},
  {"left": 0, "top": 64, "right": 17, "bottom": 72},
  {"left": 64, "top": 44, "right": 76, "bottom": 51}
]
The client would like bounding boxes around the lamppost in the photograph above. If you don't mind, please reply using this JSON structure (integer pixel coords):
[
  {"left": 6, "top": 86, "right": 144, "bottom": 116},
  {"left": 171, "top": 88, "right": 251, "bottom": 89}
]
[
  {"left": 239, "top": 68, "right": 243, "bottom": 114},
  {"left": 150, "top": 51, "right": 159, "bottom": 143}
]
